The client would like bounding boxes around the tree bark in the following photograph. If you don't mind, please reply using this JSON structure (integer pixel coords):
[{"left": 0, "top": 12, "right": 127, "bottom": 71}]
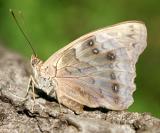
[{"left": 0, "top": 46, "right": 159, "bottom": 133}]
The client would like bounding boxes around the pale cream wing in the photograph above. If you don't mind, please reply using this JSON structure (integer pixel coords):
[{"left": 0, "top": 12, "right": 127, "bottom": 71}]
[{"left": 44, "top": 21, "right": 147, "bottom": 110}]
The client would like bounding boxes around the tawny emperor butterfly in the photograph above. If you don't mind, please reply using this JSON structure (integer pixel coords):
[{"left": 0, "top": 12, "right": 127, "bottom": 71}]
[
  {"left": 30, "top": 21, "right": 147, "bottom": 113},
  {"left": 11, "top": 11, "right": 147, "bottom": 114}
]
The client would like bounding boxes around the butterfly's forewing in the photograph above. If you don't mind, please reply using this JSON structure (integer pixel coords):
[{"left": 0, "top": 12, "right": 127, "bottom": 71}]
[{"left": 44, "top": 21, "right": 147, "bottom": 110}]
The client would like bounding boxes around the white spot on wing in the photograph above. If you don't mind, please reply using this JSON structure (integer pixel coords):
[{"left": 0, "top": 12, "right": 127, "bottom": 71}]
[{"left": 96, "top": 32, "right": 112, "bottom": 42}]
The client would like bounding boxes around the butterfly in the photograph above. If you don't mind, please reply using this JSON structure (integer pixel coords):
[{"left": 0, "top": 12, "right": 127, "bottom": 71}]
[{"left": 29, "top": 21, "right": 147, "bottom": 114}]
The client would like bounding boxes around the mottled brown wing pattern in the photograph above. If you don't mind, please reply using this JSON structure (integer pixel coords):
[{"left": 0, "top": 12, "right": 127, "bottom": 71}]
[{"left": 44, "top": 21, "right": 147, "bottom": 110}]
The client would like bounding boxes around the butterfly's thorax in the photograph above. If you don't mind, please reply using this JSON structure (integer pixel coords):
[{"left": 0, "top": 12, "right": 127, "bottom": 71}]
[
  {"left": 31, "top": 57, "right": 58, "bottom": 96},
  {"left": 36, "top": 75, "right": 57, "bottom": 96}
]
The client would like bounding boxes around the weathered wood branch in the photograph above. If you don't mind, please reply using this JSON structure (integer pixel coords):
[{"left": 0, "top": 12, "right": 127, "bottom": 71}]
[{"left": 0, "top": 46, "right": 159, "bottom": 133}]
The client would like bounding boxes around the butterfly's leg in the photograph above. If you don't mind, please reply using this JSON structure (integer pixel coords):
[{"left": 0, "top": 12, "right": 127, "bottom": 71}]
[
  {"left": 31, "top": 78, "right": 36, "bottom": 101},
  {"left": 25, "top": 75, "right": 39, "bottom": 111},
  {"left": 25, "top": 75, "right": 38, "bottom": 99},
  {"left": 10, "top": 76, "right": 37, "bottom": 104},
  {"left": 8, "top": 84, "right": 27, "bottom": 101},
  {"left": 25, "top": 75, "right": 32, "bottom": 98}
]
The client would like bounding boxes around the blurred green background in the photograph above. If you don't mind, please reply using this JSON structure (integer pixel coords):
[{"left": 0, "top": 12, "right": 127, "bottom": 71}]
[{"left": 0, "top": 0, "right": 159, "bottom": 117}]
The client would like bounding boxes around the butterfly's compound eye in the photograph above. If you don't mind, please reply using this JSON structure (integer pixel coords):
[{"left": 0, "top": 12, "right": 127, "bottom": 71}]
[
  {"left": 31, "top": 58, "right": 38, "bottom": 66},
  {"left": 31, "top": 56, "right": 41, "bottom": 67}
]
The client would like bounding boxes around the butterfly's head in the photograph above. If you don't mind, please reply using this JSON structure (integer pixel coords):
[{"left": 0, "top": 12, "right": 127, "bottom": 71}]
[{"left": 31, "top": 55, "right": 43, "bottom": 67}]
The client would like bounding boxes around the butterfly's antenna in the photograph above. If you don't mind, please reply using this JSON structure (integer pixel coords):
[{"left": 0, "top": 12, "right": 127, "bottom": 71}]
[{"left": 9, "top": 9, "right": 37, "bottom": 57}]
